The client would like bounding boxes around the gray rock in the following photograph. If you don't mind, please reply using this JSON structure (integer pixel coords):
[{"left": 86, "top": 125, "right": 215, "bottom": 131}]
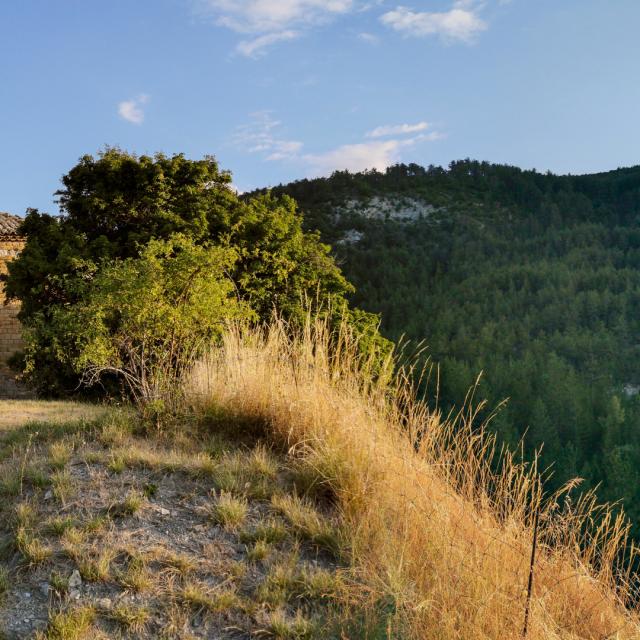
[{"left": 68, "top": 570, "right": 82, "bottom": 589}]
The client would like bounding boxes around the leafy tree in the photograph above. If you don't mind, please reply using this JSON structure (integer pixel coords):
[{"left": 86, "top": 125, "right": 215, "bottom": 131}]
[
  {"left": 53, "top": 235, "right": 247, "bottom": 404},
  {"left": 5, "top": 149, "right": 388, "bottom": 395}
]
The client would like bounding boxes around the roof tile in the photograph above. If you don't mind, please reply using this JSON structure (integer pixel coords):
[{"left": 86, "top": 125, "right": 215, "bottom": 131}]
[{"left": 0, "top": 213, "right": 23, "bottom": 237}]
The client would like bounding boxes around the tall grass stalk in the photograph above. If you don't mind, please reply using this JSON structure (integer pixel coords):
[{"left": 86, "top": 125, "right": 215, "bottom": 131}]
[{"left": 186, "top": 317, "right": 640, "bottom": 639}]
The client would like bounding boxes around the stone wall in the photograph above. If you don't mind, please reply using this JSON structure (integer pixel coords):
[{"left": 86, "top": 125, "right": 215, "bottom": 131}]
[{"left": 0, "top": 238, "right": 25, "bottom": 394}]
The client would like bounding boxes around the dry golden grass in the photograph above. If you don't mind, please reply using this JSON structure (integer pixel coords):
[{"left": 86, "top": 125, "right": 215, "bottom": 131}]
[
  {"left": 0, "top": 400, "right": 106, "bottom": 431},
  {"left": 187, "top": 318, "right": 640, "bottom": 640}
]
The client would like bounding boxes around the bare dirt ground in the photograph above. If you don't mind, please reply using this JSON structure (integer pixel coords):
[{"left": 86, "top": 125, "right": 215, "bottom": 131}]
[{"left": 0, "top": 403, "right": 344, "bottom": 639}]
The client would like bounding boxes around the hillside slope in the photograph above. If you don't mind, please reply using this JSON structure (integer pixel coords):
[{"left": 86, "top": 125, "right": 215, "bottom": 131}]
[
  {"left": 0, "top": 402, "right": 345, "bottom": 639},
  {"left": 2, "top": 321, "right": 638, "bottom": 639},
  {"left": 261, "top": 161, "right": 640, "bottom": 534}
]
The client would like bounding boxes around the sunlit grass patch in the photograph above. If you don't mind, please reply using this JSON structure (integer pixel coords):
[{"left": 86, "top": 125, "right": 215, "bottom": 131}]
[
  {"left": 179, "top": 580, "right": 242, "bottom": 614},
  {"left": 240, "top": 518, "right": 288, "bottom": 545},
  {"left": 151, "top": 547, "right": 198, "bottom": 575},
  {"left": 13, "top": 500, "right": 37, "bottom": 529},
  {"left": 50, "top": 469, "right": 75, "bottom": 505},
  {"left": 60, "top": 526, "right": 86, "bottom": 549},
  {"left": 256, "top": 556, "right": 300, "bottom": 607},
  {"left": 209, "top": 449, "right": 280, "bottom": 500},
  {"left": 45, "top": 516, "right": 78, "bottom": 538},
  {"left": 15, "top": 528, "right": 52, "bottom": 565},
  {"left": 247, "top": 539, "right": 271, "bottom": 563},
  {"left": 48, "top": 441, "right": 73, "bottom": 470},
  {"left": 0, "top": 463, "right": 51, "bottom": 498},
  {"left": 49, "top": 571, "right": 70, "bottom": 596},
  {"left": 209, "top": 491, "right": 248, "bottom": 531},
  {"left": 107, "top": 603, "right": 150, "bottom": 633},
  {"left": 106, "top": 455, "right": 126, "bottom": 474},
  {"left": 270, "top": 495, "right": 341, "bottom": 557},
  {"left": 107, "top": 490, "right": 144, "bottom": 518},
  {"left": 262, "top": 609, "right": 318, "bottom": 640},
  {"left": 116, "top": 553, "right": 152, "bottom": 593},
  {"left": 0, "top": 466, "right": 22, "bottom": 498},
  {"left": 246, "top": 444, "right": 279, "bottom": 479},
  {"left": 37, "top": 605, "right": 97, "bottom": 640},
  {"left": 66, "top": 546, "right": 116, "bottom": 583}
]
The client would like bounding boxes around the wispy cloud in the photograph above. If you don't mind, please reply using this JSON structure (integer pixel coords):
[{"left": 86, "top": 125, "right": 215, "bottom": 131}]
[
  {"left": 236, "top": 30, "right": 299, "bottom": 57},
  {"left": 233, "top": 112, "right": 444, "bottom": 176},
  {"left": 233, "top": 111, "right": 303, "bottom": 161},
  {"left": 358, "top": 31, "right": 380, "bottom": 44},
  {"left": 202, "top": 0, "right": 354, "bottom": 33},
  {"left": 366, "top": 121, "right": 430, "bottom": 138},
  {"left": 117, "top": 94, "right": 149, "bottom": 125},
  {"left": 380, "top": 1, "right": 487, "bottom": 43},
  {"left": 304, "top": 140, "right": 406, "bottom": 175},
  {"left": 305, "top": 129, "right": 444, "bottom": 175},
  {"left": 195, "top": 0, "right": 496, "bottom": 55},
  {"left": 198, "top": 0, "right": 357, "bottom": 55}
]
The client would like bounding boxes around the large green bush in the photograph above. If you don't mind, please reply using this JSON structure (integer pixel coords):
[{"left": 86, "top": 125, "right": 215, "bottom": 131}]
[{"left": 4, "top": 149, "right": 390, "bottom": 396}]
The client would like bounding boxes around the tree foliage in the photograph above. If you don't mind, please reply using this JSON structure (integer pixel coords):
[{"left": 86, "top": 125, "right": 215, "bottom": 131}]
[
  {"left": 268, "top": 159, "right": 640, "bottom": 539},
  {"left": 60, "top": 235, "right": 246, "bottom": 404},
  {"left": 5, "top": 149, "right": 389, "bottom": 396}
]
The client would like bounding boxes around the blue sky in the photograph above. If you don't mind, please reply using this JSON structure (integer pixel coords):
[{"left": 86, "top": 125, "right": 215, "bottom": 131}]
[{"left": 1, "top": 0, "right": 639, "bottom": 215}]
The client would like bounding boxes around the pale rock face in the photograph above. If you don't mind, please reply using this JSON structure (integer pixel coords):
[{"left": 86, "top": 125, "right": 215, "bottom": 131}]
[
  {"left": 333, "top": 195, "right": 444, "bottom": 245},
  {"left": 337, "top": 229, "right": 364, "bottom": 245},
  {"left": 337, "top": 196, "right": 439, "bottom": 221}
]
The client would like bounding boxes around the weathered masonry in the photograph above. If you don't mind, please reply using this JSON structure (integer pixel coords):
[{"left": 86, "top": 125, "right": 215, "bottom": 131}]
[{"left": 0, "top": 212, "right": 25, "bottom": 394}]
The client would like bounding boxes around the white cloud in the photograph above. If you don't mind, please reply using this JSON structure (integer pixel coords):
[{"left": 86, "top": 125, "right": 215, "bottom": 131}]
[
  {"left": 236, "top": 30, "right": 299, "bottom": 57},
  {"left": 366, "top": 121, "right": 430, "bottom": 138},
  {"left": 233, "top": 111, "right": 303, "bottom": 161},
  {"left": 304, "top": 131, "right": 443, "bottom": 176},
  {"left": 117, "top": 94, "right": 149, "bottom": 125},
  {"left": 358, "top": 31, "right": 380, "bottom": 44},
  {"left": 304, "top": 140, "right": 404, "bottom": 175},
  {"left": 380, "top": 3, "right": 487, "bottom": 43},
  {"left": 197, "top": 0, "right": 357, "bottom": 55},
  {"left": 209, "top": 0, "right": 354, "bottom": 33},
  {"left": 234, "top": 111, "right": 444, "bottom": 176}
]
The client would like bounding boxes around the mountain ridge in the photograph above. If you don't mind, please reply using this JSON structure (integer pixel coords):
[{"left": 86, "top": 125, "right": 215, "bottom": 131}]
[{"left": 260, "top": 159, "right": 640, "bottom": 539}]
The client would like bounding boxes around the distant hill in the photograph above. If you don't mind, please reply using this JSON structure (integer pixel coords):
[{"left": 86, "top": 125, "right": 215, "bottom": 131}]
[{"left": 253, "top": 160, "right": 640, "bottom": 535}]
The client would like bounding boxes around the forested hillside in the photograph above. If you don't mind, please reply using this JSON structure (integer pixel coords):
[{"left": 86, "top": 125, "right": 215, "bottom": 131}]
[{"left": 258, "top": 160, "right": 640, "bottom": 535}]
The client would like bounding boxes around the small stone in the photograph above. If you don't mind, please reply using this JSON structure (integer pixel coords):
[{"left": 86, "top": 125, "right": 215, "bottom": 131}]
[
  {"left": 44, "top": 490, "right": 53, "bottom": 500},
  {"left": 97, "top": 598, "right": 112, "bottom": 609},
  {"left": 68, "top": 570, "right": 82, "bottom": 589},
  {"left": 158, "top": 507, "right": 170, "bottom": 516},
  {"left": 24, "top": 592, "right": 31, "bottom": 598},
  {"left": 39, "top": 582, "right": 50, "bottom": 597}
]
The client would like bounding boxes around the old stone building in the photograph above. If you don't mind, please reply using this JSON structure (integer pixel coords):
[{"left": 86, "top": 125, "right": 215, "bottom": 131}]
[{"left": 0, "top": 212, "right": 25, "bottom": 395}]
